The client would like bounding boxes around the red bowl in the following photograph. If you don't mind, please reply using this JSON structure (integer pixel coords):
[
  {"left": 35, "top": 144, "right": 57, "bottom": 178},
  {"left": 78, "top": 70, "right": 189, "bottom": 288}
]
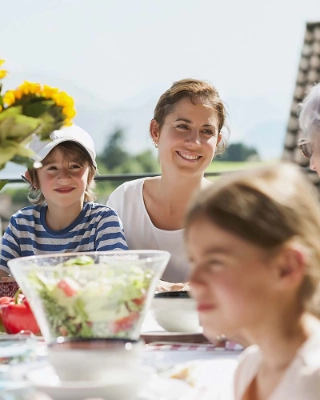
[{"left": 0, "top": 282, "right": 19, "bottom": 297}]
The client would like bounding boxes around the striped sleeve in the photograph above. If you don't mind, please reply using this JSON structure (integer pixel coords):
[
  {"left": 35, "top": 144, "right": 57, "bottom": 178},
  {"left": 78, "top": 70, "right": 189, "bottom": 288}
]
[
  {"left": 94, "top": 206, "right": 128, "bottom": 251},
  {"left": 1, "top": 217, "right": 23, "bottom": 273}
]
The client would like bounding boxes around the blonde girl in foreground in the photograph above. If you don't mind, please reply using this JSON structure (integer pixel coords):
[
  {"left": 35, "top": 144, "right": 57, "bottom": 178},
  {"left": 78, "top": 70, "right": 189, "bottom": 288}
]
[{"left": 185, "top": 163, "right": 320, "bottom": 400}]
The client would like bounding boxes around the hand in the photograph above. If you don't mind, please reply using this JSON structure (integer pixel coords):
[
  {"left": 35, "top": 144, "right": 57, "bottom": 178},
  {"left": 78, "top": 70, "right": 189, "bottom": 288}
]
[
  {"left": 0, "top": 270, "right": 10, "bottom": 279},
  {"left": 156, "top": 280, "right": 190, "bottom": 292}
]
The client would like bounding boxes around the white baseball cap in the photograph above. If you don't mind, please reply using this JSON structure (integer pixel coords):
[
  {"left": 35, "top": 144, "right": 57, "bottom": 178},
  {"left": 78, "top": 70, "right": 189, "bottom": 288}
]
[{"left": 28, "top": 124, "right": 97, "bottom": 168}]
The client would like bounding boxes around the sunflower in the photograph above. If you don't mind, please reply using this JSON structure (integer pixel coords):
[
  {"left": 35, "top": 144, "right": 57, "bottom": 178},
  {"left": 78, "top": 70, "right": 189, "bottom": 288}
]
[
  {"left": 3, "top": 81, "right": 76, "bottom": 126},
  {"left": 0, "top": 60, "right": 77, "bottom": 186},
  {"left": 0, "top": 59, "right": 7, "bottom": 79},
  {"left": 2, "top": 81, "right": 76, "bottom": 136}
]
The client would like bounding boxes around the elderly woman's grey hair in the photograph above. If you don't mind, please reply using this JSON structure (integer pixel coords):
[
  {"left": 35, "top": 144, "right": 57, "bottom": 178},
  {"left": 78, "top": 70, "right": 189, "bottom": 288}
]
[{"left": 299, "top": 83, "right": 320, "bottom": 140}]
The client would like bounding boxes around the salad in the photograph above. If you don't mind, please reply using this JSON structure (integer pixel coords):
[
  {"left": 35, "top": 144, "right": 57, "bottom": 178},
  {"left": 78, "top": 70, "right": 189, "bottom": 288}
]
[{"left": 27, "top": 256, "right": 153, "bottom": 339}]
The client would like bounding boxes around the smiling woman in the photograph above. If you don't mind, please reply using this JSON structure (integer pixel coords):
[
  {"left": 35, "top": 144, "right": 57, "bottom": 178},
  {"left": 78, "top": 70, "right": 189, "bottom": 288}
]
[{"left": 107, "top": 78, "right": 229, "bottom": 290}]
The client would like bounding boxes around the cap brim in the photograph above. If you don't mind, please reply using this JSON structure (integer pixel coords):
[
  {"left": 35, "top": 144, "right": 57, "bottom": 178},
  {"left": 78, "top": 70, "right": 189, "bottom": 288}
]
[{"left": 34, "top": 138, "right": 97, "bottom": 169}]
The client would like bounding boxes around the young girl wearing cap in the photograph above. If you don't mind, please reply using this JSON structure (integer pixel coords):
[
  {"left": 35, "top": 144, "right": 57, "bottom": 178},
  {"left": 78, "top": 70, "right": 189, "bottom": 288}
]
[
  {"left": 0, "top": 125, "right": 128, "bottom": 277},
  {"left": 185, "top": 163, "right": 320, "bottom": 400},
  {"left": 107, "top": 78, "right": 228, "bottom": 291},
  {"left": 298, "top": 83, "right": 320, "bottom": 174}
]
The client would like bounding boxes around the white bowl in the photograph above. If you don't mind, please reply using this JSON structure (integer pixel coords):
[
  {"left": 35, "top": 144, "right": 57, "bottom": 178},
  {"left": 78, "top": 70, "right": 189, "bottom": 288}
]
[
  {"left": 47, "top": 337, "right": 143, "bottom": 382},
  {"left": 152, "top": 292, "right": 201, "bottom": 333},
  {"left": 8, "top": 251, "right": 170, "bottom": 342}
]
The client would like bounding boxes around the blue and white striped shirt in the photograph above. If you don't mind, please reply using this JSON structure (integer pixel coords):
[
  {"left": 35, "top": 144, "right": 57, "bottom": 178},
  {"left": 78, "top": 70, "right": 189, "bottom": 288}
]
[{"left": 0, "top": 202, "right": 128, "bottom": 273}]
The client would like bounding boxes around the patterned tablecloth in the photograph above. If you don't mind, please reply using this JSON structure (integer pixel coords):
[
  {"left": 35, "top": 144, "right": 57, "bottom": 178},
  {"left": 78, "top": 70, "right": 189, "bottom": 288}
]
[
  {"left": 0, "top": 281, "right": 19, "bottom": 297},
  {"left": 0, "top": 306, "right": 242, "bottom": 400}
]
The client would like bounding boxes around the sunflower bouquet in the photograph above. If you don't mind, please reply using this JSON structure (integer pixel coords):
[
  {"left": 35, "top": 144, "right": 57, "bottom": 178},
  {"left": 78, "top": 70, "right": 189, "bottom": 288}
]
[{"left": 0, "top": 59, "right": 76, "bottom": 188}]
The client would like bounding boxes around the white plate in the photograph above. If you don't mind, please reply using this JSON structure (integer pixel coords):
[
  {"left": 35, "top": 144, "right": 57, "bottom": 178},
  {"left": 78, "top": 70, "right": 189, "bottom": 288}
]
[
  {"left": 25, "top": 365, "right": 192, "bottom": 400},
  {"left": 26, "top": 365, "right": 148, "bottom": 400},
  {"left": 141, "top": 374, "right": 191, "bottom": 399},
  {"left": 0, "top": 381, "right": 32, "bottom": 398}
]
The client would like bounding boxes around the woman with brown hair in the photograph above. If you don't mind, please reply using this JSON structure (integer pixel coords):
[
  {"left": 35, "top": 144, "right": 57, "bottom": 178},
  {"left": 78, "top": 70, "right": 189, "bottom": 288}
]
[{"left": 107, "top": 78, "right": 229, "bottom": 290}]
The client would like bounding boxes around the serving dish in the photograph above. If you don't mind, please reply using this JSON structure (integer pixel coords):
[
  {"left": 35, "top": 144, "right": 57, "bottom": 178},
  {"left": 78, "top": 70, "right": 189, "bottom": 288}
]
[
  {"left": 8, "top": 251, "right": 170, "bottom": 342},
  {"left": 152, "top": 291, "right": 200, "bottom": 333}
]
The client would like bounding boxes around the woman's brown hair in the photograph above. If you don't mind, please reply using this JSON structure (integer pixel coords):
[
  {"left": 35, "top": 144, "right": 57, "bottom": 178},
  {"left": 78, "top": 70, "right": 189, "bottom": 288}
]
[{"left": 153, "top": 78, "right": 229, "bottom": 155}]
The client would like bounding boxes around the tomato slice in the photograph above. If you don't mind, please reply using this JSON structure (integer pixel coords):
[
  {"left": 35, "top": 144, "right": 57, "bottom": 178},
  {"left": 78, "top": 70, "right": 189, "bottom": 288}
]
[
  {"left": 112, "top": 312, "right": 139, "bottom": 334},
  {"left": 132, "top": 296, "right": 145, "bottom": 306},
  {"left": 57, "top": 278, "right": 80, "bottom": 297}
]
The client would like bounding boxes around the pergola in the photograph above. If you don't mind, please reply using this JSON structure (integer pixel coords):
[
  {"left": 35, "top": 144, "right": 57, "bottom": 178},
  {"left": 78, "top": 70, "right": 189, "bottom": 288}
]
[{"left": 282, "top": 22, "right": 320, "bottom": 189}]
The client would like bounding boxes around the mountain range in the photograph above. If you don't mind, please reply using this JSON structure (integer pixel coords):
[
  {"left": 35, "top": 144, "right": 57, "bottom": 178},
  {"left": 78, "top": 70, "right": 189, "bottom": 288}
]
[{"left": 0, "top": 72, "right": 288, "bottom": 179}]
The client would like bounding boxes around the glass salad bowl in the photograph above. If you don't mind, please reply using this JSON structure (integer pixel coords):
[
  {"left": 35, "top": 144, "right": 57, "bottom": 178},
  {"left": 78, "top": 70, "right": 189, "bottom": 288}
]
[{"left": 8, "top": 251, "right": 170, "bottom": 343}]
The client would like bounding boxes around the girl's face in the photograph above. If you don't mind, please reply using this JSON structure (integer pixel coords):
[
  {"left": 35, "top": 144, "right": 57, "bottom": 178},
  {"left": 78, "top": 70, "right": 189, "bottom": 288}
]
[
  {"left": 151, "top": 97, "right": 221, "bottom": 177},
  {"left": 186, "top": 218, "right": 279, "bottom": 342},
  {"left": 35, "top": 146, "right": 91, "bottom": 209}
]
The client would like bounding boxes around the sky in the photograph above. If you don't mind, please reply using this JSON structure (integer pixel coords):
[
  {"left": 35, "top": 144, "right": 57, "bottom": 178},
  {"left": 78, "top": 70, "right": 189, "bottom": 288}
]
[{"left": 1, "top": 0, "right": 320, "bottom": 169}]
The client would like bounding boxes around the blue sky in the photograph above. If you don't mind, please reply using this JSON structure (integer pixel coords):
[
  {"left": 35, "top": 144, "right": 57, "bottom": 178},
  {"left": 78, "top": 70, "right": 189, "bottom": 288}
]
[{"left": 2, "top": 0, "right": 320, "bottom": 163}]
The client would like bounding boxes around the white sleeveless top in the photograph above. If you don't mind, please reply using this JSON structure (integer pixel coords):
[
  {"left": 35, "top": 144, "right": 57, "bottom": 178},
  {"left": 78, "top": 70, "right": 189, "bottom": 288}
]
[{"left": 107, "top": 178, "right": 190, "bottom": 282}]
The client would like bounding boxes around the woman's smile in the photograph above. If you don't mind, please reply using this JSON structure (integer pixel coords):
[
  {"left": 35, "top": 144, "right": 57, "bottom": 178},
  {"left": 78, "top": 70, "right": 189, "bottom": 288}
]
[{"left": 176, "top": 151, "right": 202, "bottom": 162}]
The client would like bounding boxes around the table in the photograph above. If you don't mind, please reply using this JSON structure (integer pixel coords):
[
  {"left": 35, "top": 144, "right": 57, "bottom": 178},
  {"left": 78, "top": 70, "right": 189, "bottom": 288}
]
[
  {"left": 0, "top": 313, "right": 241, "bottom": 400},
  {"left": 140, "top": 311, "right": 241, "bottom": 399}
]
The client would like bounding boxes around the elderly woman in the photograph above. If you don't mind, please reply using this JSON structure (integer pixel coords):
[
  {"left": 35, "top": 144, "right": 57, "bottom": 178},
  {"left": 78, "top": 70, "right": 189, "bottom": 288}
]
[{"left": 298, "top": 83, "right": 320, "bottom": 174}]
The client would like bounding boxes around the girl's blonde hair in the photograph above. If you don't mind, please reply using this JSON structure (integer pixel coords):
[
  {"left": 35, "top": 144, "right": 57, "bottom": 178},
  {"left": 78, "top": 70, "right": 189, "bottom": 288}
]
[
  {"left": 153, "top": 78, "right": 229, "bottom": 155},
  {"left": 27, "top": 141, "right": 97, "bottom": 205},
  {"left": 185, "top": 163, "right": 320, "bottom": 316}
]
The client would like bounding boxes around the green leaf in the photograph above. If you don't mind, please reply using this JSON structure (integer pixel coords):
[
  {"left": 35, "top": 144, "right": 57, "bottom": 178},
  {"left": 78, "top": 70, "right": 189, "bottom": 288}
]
[
  {"left": 0, "top": 106, "right": 23, "bottom": 121},
  {"left": 0, "top": 140, "right": 34, "bottom": 168},
  {"left": 7, "top": 115, "right": 42, "bottom": 140},
  {"left": 9, "top": 155, "right": 36, "bottom": 169},
  {"left": 0, "top": 114, "right": 42, "bottom": 143},
  {"left": 23, "top": 99, "right": 56, "bottom": 118},
  {"left": 36, "top": 112, "right": 58, "bottom": 139},
  {"left": 0, "top": 180, "right": 8, "bottom": 191}
]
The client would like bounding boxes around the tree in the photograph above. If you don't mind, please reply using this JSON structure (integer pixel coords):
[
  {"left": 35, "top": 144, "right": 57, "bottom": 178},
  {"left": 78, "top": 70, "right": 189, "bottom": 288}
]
[
  {"left": 132, "top": 150, "right": 159, "bottom": 173},
  {"left": 97, "top": 128, "right": 129, "bottom": 170},
  {"left": 97, "top": 128, "right": 159, "bottom": 173},
  {"left": 218, "top": 142, "right": 260, "bottom": 162}
]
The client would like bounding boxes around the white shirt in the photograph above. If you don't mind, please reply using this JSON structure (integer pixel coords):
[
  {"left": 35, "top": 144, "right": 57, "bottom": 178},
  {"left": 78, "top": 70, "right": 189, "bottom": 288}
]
[
  {"left": 234, "top": 328, "right": 320, "bottom": 400},
  {"left": 107, "top": 178, "right": 190, "bottom": 282}
]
